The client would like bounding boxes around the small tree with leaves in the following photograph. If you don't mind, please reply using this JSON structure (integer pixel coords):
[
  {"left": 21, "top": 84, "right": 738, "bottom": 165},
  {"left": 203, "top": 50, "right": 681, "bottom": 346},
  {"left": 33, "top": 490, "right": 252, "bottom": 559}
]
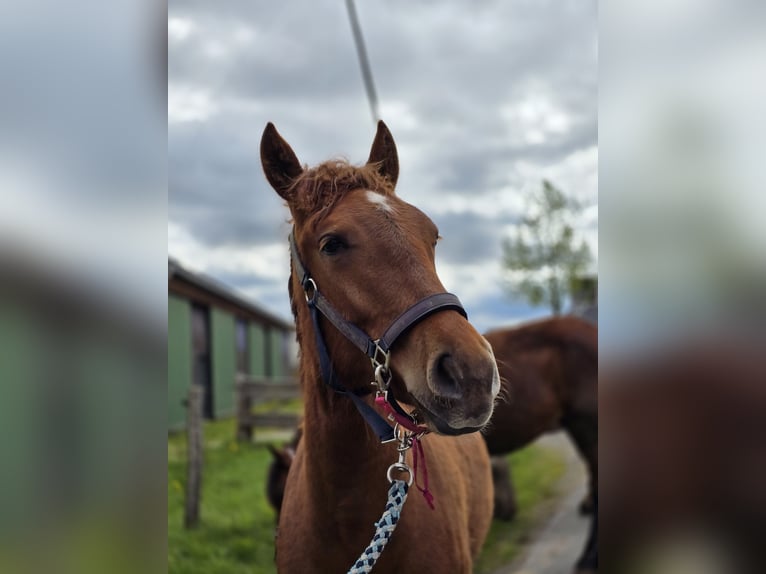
[{"left": 502, "top": 180, "right": 592, "bottom": 315}]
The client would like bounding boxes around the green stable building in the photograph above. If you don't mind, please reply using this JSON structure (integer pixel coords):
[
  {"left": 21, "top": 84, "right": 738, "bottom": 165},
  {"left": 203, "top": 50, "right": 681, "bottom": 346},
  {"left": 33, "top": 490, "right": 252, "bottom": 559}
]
[{"left": 168, "top": 259, "right": 295, "bottom": 431}]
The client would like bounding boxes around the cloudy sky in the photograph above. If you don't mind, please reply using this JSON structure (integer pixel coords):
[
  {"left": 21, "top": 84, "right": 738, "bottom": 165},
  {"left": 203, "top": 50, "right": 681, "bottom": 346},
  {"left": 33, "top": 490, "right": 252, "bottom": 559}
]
[{"left": 168, "top": 0, "right": 598, "bottom": 333}]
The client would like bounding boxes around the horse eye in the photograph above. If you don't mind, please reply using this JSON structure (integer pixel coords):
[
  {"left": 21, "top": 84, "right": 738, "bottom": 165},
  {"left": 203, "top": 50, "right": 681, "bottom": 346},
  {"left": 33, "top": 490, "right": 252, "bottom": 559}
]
[{"left": 320, "top": 235, "right": 346, "bottom": 255}]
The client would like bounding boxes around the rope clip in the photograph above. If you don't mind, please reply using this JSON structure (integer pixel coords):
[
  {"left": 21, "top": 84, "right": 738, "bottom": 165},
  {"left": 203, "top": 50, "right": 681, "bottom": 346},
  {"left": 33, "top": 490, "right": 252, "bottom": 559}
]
[{"left": 386, "top": 428, "right": 414, "bottom": 485}]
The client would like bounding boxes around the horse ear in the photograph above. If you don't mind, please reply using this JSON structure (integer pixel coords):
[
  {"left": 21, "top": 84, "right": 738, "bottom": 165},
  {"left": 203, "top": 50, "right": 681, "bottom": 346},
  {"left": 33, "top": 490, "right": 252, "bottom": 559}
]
[
  {"left": 367, "top": 120, "right": 399, "bottom": 188},
  {"left": 260, "top": 122, "right": 303, "bottom": 200}
]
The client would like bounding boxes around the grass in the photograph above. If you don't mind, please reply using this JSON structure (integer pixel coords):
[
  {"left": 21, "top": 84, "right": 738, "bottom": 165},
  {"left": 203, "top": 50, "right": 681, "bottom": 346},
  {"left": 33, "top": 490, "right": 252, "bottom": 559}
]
[
  {"left": 169, "top": 418, "right": 565, "bottom": 574},
  {"left": 474, "top": 446, "right": 567, "bottom": 573},
  {"left": 168, "top": 420, "right": 280, "bottom": 574},
  {"left": 252, "top": 397, "right": 303, "bottom": 415}
]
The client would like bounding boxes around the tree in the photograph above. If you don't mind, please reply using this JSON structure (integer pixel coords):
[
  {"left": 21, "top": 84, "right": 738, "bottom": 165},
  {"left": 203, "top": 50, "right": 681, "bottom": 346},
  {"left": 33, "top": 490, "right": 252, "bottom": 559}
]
[{"left": 502, "top": 180, "right": 592, "bottom": 315}]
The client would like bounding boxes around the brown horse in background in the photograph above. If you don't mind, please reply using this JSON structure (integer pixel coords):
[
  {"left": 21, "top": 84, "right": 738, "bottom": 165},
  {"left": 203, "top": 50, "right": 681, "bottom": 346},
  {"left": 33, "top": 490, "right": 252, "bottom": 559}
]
[
  {"left": 266, "top": 425, "right": 302, "bottom": 522},
  {"left": 261, "top": 121, "right": 500, "bottom": 573},
  {"left": 601, "top": 341, "right": 766, "bottom": 574},
  {"left": 483, "top": 316, "right": 598, "bottom": 573}
]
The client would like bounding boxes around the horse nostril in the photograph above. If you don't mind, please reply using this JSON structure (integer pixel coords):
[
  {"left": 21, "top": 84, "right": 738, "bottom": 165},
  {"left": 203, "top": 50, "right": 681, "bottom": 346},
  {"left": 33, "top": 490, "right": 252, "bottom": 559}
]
[{"left": 429, "top": 353, "right": 463, "bottom": 400}]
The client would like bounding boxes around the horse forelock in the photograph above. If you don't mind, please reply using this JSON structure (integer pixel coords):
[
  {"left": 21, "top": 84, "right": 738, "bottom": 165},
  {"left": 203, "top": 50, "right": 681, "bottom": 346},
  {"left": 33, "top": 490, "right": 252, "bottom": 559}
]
[{"left": 288, "top": 160, "right": 394, "bottom": 223}]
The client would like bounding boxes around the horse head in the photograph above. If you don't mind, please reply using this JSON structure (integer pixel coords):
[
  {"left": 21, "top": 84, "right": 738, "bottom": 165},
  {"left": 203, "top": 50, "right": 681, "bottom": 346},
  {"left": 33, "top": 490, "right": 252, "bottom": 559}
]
[{"left": 260, "top": 121, "right": 500, "bottom": 435}]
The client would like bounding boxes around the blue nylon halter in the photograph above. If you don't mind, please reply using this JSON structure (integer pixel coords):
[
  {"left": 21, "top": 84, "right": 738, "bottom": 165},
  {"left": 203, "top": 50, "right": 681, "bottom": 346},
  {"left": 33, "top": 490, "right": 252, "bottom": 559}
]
[{"left": 289, "top": 231, "right": 467, "bottom": 442}]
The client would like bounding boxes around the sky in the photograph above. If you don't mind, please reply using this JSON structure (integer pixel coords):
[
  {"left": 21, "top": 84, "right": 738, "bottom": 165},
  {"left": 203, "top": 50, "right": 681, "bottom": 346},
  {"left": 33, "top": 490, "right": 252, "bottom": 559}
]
[{"left": 168, "top": 0, "right": 598, "bottom": 333}]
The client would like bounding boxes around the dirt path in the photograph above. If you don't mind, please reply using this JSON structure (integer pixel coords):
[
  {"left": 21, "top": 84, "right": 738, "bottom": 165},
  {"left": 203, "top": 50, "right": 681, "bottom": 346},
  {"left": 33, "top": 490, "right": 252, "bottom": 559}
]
[{"left": 493, "top": 432, "right": 591, "bottom": 574}]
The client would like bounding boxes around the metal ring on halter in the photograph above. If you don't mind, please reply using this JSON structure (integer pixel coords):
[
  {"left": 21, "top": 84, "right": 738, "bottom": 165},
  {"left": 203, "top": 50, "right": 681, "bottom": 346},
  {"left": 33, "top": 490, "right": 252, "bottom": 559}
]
[
  {"left": 386, "top": 462, "right": 414, "bottom": 486},
  {"left": 303, "top": 278, "right": 318, "bottom": 304}
]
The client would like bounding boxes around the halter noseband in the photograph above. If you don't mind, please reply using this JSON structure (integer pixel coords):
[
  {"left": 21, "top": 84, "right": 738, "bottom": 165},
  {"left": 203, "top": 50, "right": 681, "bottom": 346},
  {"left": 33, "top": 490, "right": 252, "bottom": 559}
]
[{"left": 289, "top": 230, "right": 467, "bottom": 443}]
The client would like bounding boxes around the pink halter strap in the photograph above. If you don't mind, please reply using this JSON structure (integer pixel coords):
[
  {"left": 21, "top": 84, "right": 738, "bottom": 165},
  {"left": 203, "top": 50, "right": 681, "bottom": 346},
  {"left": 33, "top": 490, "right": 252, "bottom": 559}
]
[{"left": 375, "top": 395, "right": 427, "bottom": 434}]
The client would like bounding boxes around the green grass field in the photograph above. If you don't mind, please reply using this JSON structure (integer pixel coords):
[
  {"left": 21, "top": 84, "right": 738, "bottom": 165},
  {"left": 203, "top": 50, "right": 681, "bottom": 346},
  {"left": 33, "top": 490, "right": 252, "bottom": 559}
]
[
  {"left": 474, "top": 445, "right": 566, "bottom": 573},
  {"left": 168, "top": 419, "right": 565, "bottom": 574}
]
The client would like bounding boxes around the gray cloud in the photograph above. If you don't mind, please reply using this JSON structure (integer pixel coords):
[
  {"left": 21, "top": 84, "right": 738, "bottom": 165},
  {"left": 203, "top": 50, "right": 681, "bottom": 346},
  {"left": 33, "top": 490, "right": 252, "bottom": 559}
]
[
  {"left": 1, "top": 2, "right": 165, "bottom": 199},
  {"left": 169, "top": 0, "right": 597, "bottom": 322},
  {"left": 433, "top": 211, "right": 519, "bottom": 265},
  {"left": 169, "top": 116, "right": 290, "bottom": 247},
  {"left": 467, "top": 292, "right": 552, "bottom": 335},
  {"left": 206, "top": 267, "right": 287, "bottom": 295}
]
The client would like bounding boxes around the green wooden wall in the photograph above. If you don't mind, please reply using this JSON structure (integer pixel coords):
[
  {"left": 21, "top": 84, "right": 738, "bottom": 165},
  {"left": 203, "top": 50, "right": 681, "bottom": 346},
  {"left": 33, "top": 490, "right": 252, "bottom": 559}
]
[
  {"left": 211, "top": 308, "right": 236, "bottom": 418},
  {"left": 168, "top": 291, "right": 292, "bottom": 429},
  {"left": 168, "top": 295, "right": 191, "bottom": 430},
  {"left": 248, "top": 322, "right": 267, "bottom": 377},
  {"left": 269, "top": 328, "right": 285, "bottom": 377}
]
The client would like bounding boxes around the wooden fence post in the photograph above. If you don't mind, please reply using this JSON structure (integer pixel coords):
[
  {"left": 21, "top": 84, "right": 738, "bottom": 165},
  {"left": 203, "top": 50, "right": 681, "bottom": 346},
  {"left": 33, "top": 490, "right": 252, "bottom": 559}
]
[
  {"left": 236, "top": 376, "right": 253, "bottom": 442},
  {"left": 184, "top": 385, "right": 203, "bottom": 529}
]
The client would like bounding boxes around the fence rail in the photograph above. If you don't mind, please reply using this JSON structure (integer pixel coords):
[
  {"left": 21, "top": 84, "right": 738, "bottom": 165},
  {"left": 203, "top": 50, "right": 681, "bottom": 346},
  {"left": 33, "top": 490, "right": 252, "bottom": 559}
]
[{"left": 235, "top": 374, "right": 301, "bottom": 441}]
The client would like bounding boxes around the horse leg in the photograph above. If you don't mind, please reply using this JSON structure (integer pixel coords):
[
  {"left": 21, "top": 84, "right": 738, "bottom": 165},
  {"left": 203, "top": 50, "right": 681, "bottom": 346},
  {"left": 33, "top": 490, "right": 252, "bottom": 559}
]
[
  {"left": 561, "top": 413, "right": 597, "bottom": 515},
  {"left": 490, "top": 456, "right": 517, "bottom": 521},
  {"left": 579, "top": 491, "right": 594, "bottom": 515},
  {"left": 574, "top": 493, "right": 598, "bottom": 574},
  {"left": 562, "top": 413, "right": 598, "bottom": 572}
]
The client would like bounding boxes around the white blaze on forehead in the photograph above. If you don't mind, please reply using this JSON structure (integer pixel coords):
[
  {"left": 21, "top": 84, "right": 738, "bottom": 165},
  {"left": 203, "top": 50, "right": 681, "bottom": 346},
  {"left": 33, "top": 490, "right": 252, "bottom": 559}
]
[{"left": 366, "top": 190, "right": 394, "bottom": 213}]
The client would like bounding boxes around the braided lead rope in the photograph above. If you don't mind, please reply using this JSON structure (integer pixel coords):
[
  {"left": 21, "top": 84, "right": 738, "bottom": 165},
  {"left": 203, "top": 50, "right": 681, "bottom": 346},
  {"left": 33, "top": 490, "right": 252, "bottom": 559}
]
[{"left": 347, "top": 480, "right": 409, "bottom": 574}]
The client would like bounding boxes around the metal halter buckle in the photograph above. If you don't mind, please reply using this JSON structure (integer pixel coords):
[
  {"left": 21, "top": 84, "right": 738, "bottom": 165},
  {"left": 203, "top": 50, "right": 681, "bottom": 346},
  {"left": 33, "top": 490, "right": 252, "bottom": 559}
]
[{"left": 369, "top": 340, "right": 391, "bottom": 371}]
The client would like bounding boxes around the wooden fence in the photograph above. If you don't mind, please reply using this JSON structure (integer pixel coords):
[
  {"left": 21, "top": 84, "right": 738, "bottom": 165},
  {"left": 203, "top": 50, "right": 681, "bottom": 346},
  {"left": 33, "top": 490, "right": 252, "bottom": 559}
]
[
  {"left": 184, "top": 385, "right": 203, "bottom": 528},
  {"left": 235, "top": 373, "right": 301, "bottom": 441},
  {"left": 183, "top": 376, "right": 300, "bottom": 528}
]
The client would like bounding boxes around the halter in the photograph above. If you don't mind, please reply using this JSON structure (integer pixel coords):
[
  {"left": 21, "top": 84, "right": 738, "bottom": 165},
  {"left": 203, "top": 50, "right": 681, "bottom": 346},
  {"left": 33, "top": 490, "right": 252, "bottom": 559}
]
[{"left": 289, "top": 230, "right": 467, "bottom": 443}]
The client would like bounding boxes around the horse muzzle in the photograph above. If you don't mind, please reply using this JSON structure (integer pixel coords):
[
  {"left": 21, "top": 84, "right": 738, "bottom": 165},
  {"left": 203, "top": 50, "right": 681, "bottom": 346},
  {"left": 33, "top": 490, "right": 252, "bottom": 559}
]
[{"left": 409, "top": 355, "right": 499, "bottom": 435}]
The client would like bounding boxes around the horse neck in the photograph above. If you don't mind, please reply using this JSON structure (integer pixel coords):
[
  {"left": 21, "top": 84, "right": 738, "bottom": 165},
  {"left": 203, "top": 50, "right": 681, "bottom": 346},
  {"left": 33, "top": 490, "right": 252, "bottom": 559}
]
[{"left": 293, "top": 288, "right": 388, "bottom": 493}]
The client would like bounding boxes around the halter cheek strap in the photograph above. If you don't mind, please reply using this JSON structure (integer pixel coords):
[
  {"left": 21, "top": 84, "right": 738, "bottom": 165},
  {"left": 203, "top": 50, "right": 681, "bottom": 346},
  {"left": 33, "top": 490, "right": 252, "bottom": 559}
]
[
  {"left": 289, "top": 231, "right": 467, "bottom": 442},
  {"left": 306, "top": 297, "right": 396, "bottom": 442}
]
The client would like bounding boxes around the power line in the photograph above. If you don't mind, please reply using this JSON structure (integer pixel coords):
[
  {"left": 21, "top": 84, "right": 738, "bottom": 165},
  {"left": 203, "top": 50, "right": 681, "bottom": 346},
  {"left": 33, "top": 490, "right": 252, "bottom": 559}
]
[{"left": 344, "top": 0, "right": 380, "bottom": 124}]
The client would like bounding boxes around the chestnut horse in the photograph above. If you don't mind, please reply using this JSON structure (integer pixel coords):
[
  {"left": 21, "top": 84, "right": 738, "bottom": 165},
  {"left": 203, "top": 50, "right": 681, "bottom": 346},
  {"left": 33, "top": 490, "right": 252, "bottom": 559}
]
[
  {"left": 260, "top": 121, "right": 500, "bottom": 573},
  {"left": 265, "top": 316, "right": 598, "bottom": 572},
  {"left": 483, "top": 316, "right": 598, "bottom": 573}
]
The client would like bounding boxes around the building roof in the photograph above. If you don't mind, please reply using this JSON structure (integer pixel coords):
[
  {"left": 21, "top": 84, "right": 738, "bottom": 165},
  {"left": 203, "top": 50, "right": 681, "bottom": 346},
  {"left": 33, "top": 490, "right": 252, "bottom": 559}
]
[{"left": 168, "top": 258, "right": 294, "bottom": 331}]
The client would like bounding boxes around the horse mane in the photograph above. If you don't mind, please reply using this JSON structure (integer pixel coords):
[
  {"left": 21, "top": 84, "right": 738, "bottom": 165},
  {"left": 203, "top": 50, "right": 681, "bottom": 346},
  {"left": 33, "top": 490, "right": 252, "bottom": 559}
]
[{"left": 288, "top": 160, "right": 394, "bottom": 222}]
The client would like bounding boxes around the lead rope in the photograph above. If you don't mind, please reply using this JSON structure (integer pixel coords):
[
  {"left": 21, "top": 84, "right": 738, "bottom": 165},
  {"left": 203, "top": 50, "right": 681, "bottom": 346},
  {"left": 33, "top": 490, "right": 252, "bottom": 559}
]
[
  {"left": 347, "top": 480, "right": 409, "bottom": 574},
  {"left": 347, "top": 428, "right": 419, "bottom": 573}
]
